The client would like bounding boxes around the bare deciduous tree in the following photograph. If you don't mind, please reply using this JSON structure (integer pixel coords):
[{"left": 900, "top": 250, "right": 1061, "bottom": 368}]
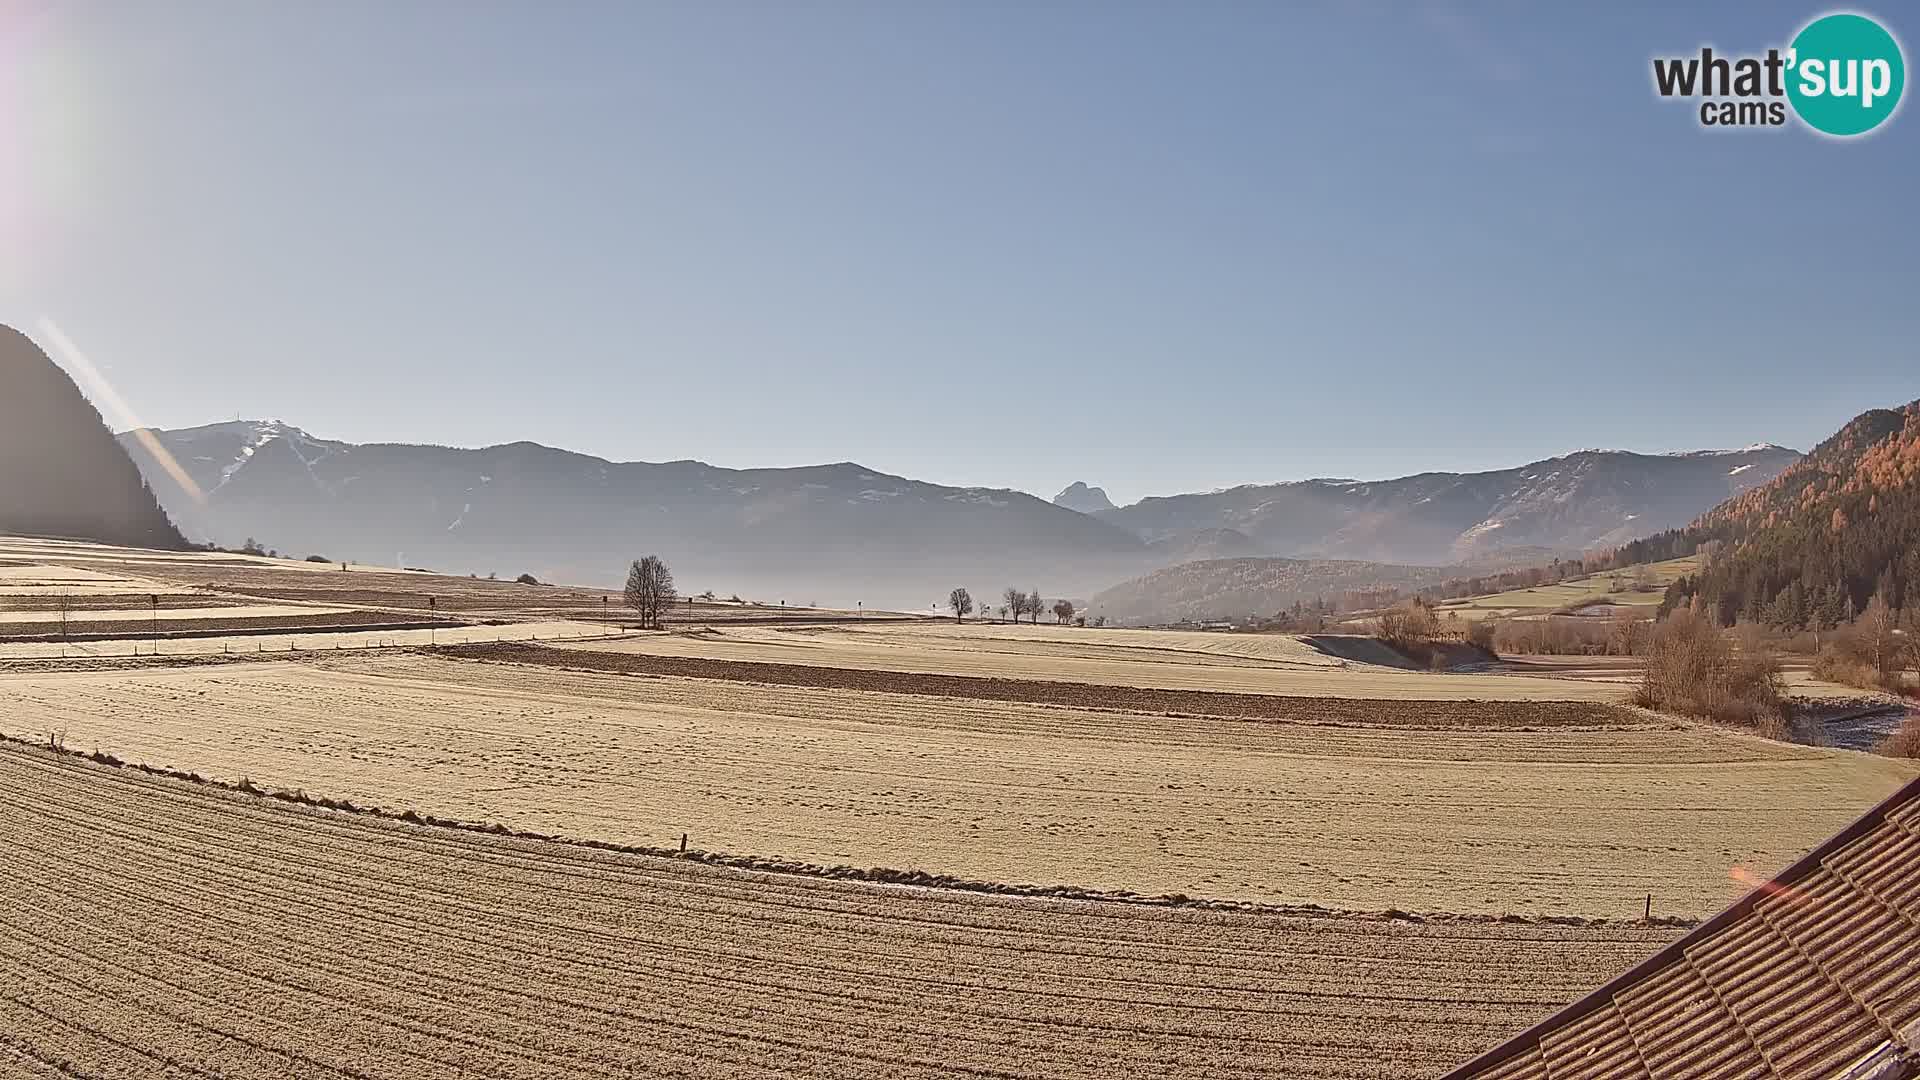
[
  {"left": 624, "top": 555, "right": 676, "bottom": 630},
  {"left": 948, "top": 587, "right": 974, "bottom": 623},
  {"left": 1003, "top": 587, "right": 1025, "bottom": 624},
  {"left": 1052, "top": 599, "right": 1074, "bottom": 624},
  {"left": 1862, "top": 593, "right": 1901, "bottom": 680},
  {"left": 1027, "top": 588, "right": 1042, "bottom": 625},
  {"left": 1377, "top": 599, "right": 1440, "bottom": 647}
]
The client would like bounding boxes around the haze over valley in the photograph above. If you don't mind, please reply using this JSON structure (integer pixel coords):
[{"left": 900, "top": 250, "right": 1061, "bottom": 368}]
[{"left": 117, "top": 415, "right": 1798, "bottom": 615}]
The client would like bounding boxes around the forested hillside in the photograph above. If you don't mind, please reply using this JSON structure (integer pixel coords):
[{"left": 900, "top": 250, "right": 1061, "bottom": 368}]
[
  {"left": 1631, "top": 401, "right": 1920, "bottom": 626},
  {"left": 0, "top": 325, "right": 185, "bottom": 550}
]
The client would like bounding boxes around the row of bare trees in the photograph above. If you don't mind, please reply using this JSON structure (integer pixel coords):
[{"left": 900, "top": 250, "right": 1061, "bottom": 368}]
[{"left": 945, "top": 587, "right": 1076, "bottom": 625}]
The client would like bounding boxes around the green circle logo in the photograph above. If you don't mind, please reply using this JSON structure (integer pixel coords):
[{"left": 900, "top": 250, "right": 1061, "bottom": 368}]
[{"left": 1787, "top": 13, "right": 1906, "bottom": 136}]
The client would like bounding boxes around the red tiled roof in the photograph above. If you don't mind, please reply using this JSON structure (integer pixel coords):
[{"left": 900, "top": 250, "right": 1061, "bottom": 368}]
[{"left": 1443, "top": 774, "right": 1920, "bottom": 1080}]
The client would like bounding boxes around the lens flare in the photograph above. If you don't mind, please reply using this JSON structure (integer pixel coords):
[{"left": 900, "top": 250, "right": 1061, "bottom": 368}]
[
  {"left": 1729, "top": 864, "right": 1815, "bottom": 910},
  {"left": 35, "top": 317, "right": 205, "bottom": 505}
]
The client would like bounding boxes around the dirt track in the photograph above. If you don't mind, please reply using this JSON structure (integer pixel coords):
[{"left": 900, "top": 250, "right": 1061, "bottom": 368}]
[{"left": 0, "top": 741, "right": 1680, "bottom": 1080}]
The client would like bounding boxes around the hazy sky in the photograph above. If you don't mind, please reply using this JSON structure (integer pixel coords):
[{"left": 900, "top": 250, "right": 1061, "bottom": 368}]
[{"left": 3, "top": 1, "right": 1915, "bottom": 504}]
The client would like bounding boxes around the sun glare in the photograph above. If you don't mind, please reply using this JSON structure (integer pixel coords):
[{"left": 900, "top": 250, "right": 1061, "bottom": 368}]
[{"left": 36, "top": 316, "right": 206, "bottom": 504}]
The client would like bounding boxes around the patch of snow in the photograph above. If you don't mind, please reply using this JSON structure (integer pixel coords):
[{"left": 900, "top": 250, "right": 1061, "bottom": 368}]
[
  {"left": 212, "top": 424, "right": 280, "bottom": 493},
  {"left": 943, "top": 491, "right": 1008, "bottom": 507},
  {"left": 1671, "top": 444, "right": 1788, "bottom": 458},
  {"left": 1729, "top": 463, "right": 1754, "bottom": 475}
]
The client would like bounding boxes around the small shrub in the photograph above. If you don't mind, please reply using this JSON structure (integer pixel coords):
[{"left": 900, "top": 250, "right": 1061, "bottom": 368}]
[
  {"left": 1877, "top": 714, "right": 1920, "bottom": 758},
  {"left": 1465, "top": 619, "right": 1496, "bottom": 651},
  {"left": 1809, "top": 602, "right": 1914, "bottom": 695},
  {"left": 1811, "top": 645, "right": 1883, "bottom": 692},
  {"left": 515, "top": 573, "right": 541, "bottom": 586}
]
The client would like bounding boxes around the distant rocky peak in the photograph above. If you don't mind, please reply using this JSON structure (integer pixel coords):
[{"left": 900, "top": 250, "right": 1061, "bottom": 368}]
[{"left": 1053, "top": 481, "right": 1117, "bottom": 515}]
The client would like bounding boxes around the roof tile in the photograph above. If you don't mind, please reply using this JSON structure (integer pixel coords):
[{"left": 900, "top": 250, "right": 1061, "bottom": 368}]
[
  {"left": 1538, "top": 1002, "right": 1646, "bottom": 1078},
  {"left": 1614, "top": 961, "right": 1769, "bottom": 1079},
  {"left": 1444, "top": 776, "right": 1920, "bottom": 1080}
]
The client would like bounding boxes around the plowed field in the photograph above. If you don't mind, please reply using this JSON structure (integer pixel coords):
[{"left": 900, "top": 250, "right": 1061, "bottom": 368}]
[
  {"left": 0, "top": 741, "right": 1680, "bottom": 1080},
  {"left": 557, "top": 623, "right": 1628, "bottom": 701}
]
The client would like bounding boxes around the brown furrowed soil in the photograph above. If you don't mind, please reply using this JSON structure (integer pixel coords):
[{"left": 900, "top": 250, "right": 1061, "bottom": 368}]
[
  {"left": 0, "top": 741, "right": 1680, "bottom": 1080},
  {"left": 4, "top": 653, "right": 1909, "bottom": 917},
  {"left": 456, "top": 641, "right": 1631, "bottom": 728},
  {"left": 557, "top": 623, "right": 1630, "bottom": 701},
  {"left": 0, "top": 608, "right": 447, "bottom": 639}
]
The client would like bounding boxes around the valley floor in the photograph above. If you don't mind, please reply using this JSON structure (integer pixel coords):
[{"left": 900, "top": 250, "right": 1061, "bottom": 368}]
[
  {"left": 2, "top": 537, "right": 1912, "bottom": 1078},
  {"left": 3, "top": 649, "right": 1907, "bottom": 918}
]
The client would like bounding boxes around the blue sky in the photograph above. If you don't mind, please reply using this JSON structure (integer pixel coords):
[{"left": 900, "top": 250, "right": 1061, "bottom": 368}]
[{"left": 2, "top": 1, "right": 1914, "bottom": 504}]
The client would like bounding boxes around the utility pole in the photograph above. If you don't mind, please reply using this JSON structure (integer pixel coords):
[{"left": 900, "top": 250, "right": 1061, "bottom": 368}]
[
  {"left": 428, "top": 596, "right": 436, "bottom": 646},
  {"left": 150, "top": 594, "right": 159, "bottom": 655}
]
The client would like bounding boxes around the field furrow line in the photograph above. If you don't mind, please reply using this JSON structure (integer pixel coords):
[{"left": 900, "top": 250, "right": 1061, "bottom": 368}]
[
  {"left": 0, "top": 911, "right": 435, "bottom": 1080},
  {"left": 3, "top": 838, "right": 1227, "bottom": 1080},
  {"left": 0, "top": 749, "right": 1666, "bottom": 983},
  {"left": 4, "top": 826, "right": 1379, "bottom": 1077},
  {"left": 0, "top": 766, "right": 1610, "bottom": 1019},
  {"left": 0, "top": 959, "right": 233, "bottom": 1080}
]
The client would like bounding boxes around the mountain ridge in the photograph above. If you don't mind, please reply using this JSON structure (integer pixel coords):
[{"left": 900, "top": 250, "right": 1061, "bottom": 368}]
[
  {"left": 1628, "top": 399, "right": 1920, "bottom": 625},
  {"left": 1052, "top": 481, "right": 1117, "bottom": 515},
  {"left": 1088, "top": 445, "right": 1800, "bottom": 565},
  {"left": 121, "top": 418, "right": 1806, "bottom": 611},
  {"left": 120, "top": 420, "right": 1151, "bottom": 607}
]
